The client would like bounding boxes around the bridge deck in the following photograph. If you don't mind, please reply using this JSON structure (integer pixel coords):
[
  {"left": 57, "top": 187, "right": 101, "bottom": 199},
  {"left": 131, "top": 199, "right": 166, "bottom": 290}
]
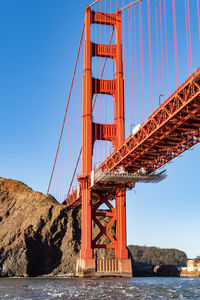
[{"left": 64, "top": 67, "right": 200, "bottom": 207}]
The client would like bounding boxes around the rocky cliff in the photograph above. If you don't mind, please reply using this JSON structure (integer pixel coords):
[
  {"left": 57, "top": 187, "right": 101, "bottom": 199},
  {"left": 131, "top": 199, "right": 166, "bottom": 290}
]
[{"left": 0, "top": 177, "right": 81, "bottom": 277}]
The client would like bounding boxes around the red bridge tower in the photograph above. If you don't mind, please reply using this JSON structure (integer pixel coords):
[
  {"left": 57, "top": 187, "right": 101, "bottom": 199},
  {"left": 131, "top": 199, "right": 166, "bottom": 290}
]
[{"left": 76, "top": 6, "right": 132, "bottom": 277}]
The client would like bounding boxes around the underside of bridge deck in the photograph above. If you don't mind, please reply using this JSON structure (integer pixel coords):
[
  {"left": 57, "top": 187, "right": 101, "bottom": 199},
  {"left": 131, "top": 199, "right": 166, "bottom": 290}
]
[{"left": 64, "top": 67, "right": 200, "bottom": 209}]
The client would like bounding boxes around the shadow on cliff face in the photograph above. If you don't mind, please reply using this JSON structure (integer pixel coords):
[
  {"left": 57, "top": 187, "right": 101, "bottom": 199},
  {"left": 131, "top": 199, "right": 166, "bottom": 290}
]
[
  {"left": 71, "top": 208, "right": 81, "bottom": 254},
  {"left": 128, "top": 248, "right": 155, "bottom": 277},
  {"left": 24, "top": 209, "right": 68, "bottom": 276}
]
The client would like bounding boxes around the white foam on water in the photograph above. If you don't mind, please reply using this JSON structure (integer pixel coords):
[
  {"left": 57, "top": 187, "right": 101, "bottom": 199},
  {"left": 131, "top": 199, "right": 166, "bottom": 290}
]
[{"left": 1, "top": 277, "right": 200, "bottom": 299}]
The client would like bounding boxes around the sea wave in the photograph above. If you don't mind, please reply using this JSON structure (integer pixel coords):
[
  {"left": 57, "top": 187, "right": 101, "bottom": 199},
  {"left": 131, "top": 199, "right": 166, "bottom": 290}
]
[{"left": 0, "top": 277, "right": 199, "bottom": 299}]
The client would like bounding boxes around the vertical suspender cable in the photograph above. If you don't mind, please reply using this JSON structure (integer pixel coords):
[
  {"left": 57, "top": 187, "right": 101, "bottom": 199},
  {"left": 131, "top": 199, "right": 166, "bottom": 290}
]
[
  {"left": 75, "top": 51, "right": 79, "bottom": 187},
  {"left": 58, "top": 148, "right": 60, "bottom": 202},
  {"left": 47, "top": 24, "right": 85, "bottom": 194},
  {"left": 74, "top": 62, "right": 77, "bottom": 188},
  {"left": 159, "top": 0, "right": 164, "bottom": 95},
  {"left": 197, "top": 0, "right": 200, "bottom": 47},
  {"left": 134, "top": 6, "right": 138, "bottom": 125},
  {"left": 63, "top": 71, "right": 66, "bottom": 198},
  {"left": 172, "top": 0, "right": 179, "bottom": 88},
  {"left": 72, "top": 56, "right": 75, "bottom": 195},
  {"left": 94, "top": 2, "right": 97, "bottom": 166},
  {"left": 155, "top": 0, "right": 160, "bottom": 97},
  {"left": 100, "top": 0, "right": 102, "bottom": 162},
  {"left": 71, "top": 68, "right": 75, "bottom": 196},
  {"left": 78, "top": 41, "right": 82, "bottom": 176},
  {"left": 79, "top": 35, "right": 84, "bottom": 174},
  {"left": 105, "top": 0, "right": 107, "bottom": 158},
  {"left": 128, "top": 6, "right": 132, "bottom": 126},
  {"left": 130, "top": 4, "right": 134, "bottom": 125},
  {"left": 139, "top": 1, "right": 145, "bottom": 122},
  {"left": 184, "top": 0, "right": 190, "bottom": 76},
  {"left": 187, "top": 0, "right": 193, "bottom": 74},
  {"left": 67, "top": 149, "right": 82, "bottom": 196},
  {"left": 163, "top": 0, "right": 169, "bottom": 96},
  {"left": 123, "top": 0, "right": 126, "bottom": 136},
  {"left": 147, "top": 0, "right": 153, "bottom": 113}
]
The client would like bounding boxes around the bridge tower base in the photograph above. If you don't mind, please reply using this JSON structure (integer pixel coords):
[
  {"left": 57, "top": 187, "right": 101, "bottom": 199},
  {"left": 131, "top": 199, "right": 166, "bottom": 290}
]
[
  {"left": 76, "top": 258, "right": 96, "bottom": 277},
  {"left": 76, "top": 258, "right": 132, "bottom": 277}
]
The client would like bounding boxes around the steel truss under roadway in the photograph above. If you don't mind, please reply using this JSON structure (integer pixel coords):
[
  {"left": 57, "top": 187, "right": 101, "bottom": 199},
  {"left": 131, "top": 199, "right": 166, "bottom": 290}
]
[{"left": 64, "top": 67, "right": 200, "bottom": 208}]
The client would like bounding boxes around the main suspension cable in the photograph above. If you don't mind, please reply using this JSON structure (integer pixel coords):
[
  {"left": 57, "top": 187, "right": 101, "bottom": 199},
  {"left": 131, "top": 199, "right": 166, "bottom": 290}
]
[
  {"left": 89, "top": 0, "right": 100, "bottom": 8},
  {"left": 119, "top": 0, "right": 141, "bottom": 12},
  {"left": 47, "top": 23, "right": 85, "bottom": 194}
]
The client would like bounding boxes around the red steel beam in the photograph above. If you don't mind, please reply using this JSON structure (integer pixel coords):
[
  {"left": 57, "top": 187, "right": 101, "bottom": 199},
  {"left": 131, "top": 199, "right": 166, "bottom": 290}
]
[
  {"left": 100, "top": 67, "right": 200, "bottom": 172},
  {"left": 63, "top": 67, "right": 200, "bottom": 207}
]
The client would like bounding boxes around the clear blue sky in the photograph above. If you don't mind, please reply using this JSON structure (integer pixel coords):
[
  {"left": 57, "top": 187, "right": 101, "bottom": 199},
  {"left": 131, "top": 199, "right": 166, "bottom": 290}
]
[{"left": 0, "top": 0, "right": 199, "bottom": 259}]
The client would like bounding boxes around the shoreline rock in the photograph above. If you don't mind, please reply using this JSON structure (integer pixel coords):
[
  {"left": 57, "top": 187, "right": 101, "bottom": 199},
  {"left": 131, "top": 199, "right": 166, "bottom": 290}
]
[{"left": 0, "top": 177, "right": 81, "bottom": 277}]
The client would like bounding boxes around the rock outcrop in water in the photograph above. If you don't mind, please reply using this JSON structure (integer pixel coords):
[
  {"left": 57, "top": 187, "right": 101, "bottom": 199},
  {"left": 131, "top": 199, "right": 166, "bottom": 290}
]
[{"left": 154, "top": 265, "right": 181, "bottom": 277}]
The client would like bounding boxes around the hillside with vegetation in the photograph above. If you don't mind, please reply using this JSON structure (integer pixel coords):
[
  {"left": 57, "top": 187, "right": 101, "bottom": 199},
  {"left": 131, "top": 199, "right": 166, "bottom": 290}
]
[{"left": 128, "top": 245, "right": 187, "bottom": 267}]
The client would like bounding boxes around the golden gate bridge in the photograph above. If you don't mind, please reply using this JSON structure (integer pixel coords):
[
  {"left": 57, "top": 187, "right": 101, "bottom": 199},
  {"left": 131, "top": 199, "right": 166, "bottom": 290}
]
[{"left": 47, "top": 0, "right": 200, "bottom": 276}]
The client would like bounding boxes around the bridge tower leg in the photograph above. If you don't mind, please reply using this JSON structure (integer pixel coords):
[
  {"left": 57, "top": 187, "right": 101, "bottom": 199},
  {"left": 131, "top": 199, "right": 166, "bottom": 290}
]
[{"left": 76, "top": 6, "right": 132, "bottom": 277}]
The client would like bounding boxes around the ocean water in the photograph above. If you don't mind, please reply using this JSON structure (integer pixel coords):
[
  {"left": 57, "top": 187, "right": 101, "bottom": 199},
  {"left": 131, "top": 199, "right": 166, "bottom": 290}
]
[{"left": 0, "top": 277, "right": 199, "bottom": 299}]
